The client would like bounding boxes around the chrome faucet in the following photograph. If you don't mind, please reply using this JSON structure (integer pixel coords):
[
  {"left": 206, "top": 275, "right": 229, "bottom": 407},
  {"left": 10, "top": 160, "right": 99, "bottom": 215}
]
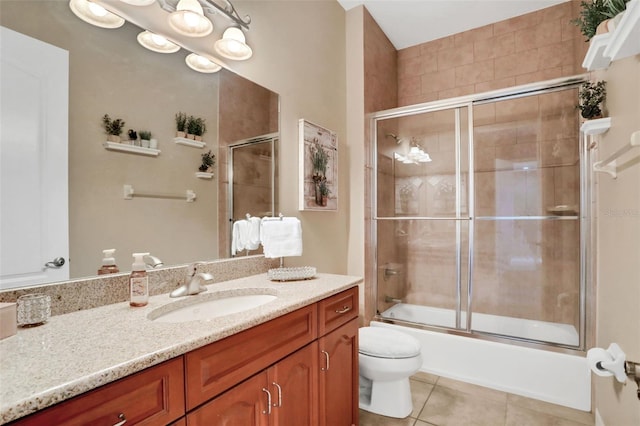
[{"left": 169, "top": 262, "right": 213, "bottom": 298}]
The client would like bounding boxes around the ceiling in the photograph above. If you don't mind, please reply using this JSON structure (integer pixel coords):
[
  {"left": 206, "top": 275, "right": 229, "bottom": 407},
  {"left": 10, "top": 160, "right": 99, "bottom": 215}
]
[{"left": 337, "top": 0, "right": 569, "bottom": 50}]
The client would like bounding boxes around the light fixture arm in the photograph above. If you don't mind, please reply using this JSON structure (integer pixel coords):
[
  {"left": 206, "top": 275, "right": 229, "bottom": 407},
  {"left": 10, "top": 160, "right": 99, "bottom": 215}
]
[{"left": 158, "top": 0, "right": 250, "bottom": 30}]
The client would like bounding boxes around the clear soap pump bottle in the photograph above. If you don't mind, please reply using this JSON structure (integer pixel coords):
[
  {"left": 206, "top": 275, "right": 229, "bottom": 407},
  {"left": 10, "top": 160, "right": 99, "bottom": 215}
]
[
  {"left": 97, "top": 249, "right": 119, "bottom": 275},
  {"left": 129, "top": 252, "right": 149, "bottom": 307}
]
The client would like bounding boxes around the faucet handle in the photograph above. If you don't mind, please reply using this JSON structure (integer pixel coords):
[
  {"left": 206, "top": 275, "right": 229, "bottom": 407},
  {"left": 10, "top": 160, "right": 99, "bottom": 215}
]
[{"left": 188, "top": 262, "right": 205, "bottom": 276}]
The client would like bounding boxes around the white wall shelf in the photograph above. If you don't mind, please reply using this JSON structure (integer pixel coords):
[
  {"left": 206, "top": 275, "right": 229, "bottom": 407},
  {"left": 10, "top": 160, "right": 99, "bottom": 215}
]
[
  {"left": 593, "top": 131, "right": 640, "bottom": 178},
  {"left": 174, "top": 137, "right": 206, "bottom": 148},
  {"left": 195, "top": 172, "right": 214, "bottom": 179},
  {"left": 581, "top": 117, "right": 612, "bottom": 135},
  {"left": 582, "top": 0, "right": 640, "bottom": 70},
  {"left": 103, "top": 141, "right": 160, "bottom": 157}
]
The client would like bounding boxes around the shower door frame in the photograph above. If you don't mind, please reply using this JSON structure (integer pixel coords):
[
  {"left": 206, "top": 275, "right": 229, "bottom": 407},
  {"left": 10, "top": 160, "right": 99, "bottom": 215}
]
[{"left": 369, "top": 75, "right": 590, "bottom": 352}]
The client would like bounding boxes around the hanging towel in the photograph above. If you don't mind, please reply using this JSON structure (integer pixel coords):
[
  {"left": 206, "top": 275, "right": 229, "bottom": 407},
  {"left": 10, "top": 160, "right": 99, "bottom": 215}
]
[
  {"left": 246, "top": 216, "right": 262, "bottom": 250},
  {"left": 260, "top": 217, "right": 303, "bottom": 258},
  {"left": 231, "top": 219, "right": 249, "bottom": 255}
]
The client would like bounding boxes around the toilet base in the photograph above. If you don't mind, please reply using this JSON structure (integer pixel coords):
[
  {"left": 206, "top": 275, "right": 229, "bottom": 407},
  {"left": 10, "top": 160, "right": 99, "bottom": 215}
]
[{"left": 359, "top": 375, "right": 413, "bottom": 418}]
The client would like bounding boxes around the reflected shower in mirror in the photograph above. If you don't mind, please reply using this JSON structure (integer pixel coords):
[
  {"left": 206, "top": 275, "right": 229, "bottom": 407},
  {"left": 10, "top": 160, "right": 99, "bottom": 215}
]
[{"left": 0, "top": 0, "right": 278, "bottom": 288}]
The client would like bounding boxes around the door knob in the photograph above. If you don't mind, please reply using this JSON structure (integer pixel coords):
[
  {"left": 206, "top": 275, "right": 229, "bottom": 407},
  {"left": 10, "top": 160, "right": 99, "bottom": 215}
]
[{"left": 44, "top": 257, "right": 65, "bottom": 268}]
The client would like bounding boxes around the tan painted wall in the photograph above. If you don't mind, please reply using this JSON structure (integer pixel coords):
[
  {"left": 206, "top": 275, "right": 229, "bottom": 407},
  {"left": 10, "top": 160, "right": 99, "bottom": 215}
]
[{"left": 593, "top": 56, "right": 640, "bottom": 426}]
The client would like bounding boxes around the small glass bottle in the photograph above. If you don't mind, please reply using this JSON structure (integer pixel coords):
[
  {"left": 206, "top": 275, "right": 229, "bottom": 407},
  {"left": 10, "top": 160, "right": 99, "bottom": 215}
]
[{"left": 129, "top": 252, "right": 149, "bottom": 307}]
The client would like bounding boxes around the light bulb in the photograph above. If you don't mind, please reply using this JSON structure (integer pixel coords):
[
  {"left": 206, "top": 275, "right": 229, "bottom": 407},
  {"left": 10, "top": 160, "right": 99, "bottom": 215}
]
[{"left": 214, "top": 27, "right": 252, "bottom": 60}]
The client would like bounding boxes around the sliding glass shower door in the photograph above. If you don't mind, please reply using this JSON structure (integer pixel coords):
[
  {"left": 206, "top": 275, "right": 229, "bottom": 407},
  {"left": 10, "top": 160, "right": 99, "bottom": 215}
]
[{"left": 373, "top": 80, "right": 585, "bottom": 349}]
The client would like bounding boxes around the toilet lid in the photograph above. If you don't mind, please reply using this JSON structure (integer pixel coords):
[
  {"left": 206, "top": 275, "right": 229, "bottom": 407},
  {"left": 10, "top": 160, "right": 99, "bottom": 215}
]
[{"left": 359, "top": 327, "right": 421, "bottom": 359}]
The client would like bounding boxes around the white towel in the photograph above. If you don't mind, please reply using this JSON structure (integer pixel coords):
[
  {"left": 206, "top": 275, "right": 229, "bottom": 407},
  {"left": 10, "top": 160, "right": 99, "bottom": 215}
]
[
  {"left": 247, "top": 216, "right": 262, "bottom": 250},
  {"left": 231, "top": 220, "right": 249, "bottom": 255},
  {"left": 260, "top": 217, "right": 303, "bottom": 258}
]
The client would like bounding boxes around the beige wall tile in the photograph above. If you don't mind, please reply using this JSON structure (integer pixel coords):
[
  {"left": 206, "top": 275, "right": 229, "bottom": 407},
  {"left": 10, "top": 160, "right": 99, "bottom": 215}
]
[
  {"left": 474, "top": 32, "right": 516, "bottom": 61},
  {"left": 455, "top": 59, "right": 495, "bottom": 86},
  {"left": 437, "top": 42, "right": 474, "bottom": 70}
]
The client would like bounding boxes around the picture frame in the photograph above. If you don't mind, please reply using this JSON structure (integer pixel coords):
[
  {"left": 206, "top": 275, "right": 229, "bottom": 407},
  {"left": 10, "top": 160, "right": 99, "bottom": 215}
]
[{"left": 298, "top": 119, "right": 338, "bottom": 211}]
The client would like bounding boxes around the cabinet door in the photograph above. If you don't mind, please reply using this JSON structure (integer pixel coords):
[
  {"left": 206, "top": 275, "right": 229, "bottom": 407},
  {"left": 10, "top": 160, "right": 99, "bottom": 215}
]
[
  {"left": 318, "top": 318, "right": 359, "bottom": 426},
  {"left": 14, "top": 357, "right": 185, "bottom": 426},
  {"left": 187, "top": 373, "right": 269, "bottom": 426},
  {"left": 268, "top": 342, "right": 319, "bottom": 426}
]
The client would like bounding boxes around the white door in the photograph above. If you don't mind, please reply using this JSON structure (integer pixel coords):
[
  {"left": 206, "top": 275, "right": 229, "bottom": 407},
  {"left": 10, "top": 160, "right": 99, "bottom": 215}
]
[{"left": 0, "top": 26, "right": 69, "bottom": 289}]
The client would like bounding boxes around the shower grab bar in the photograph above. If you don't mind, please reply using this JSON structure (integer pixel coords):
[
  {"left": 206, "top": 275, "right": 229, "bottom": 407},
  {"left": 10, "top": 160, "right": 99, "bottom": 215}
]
[{"left": 593, "top": 130, "right": 640, "bottom": 179}]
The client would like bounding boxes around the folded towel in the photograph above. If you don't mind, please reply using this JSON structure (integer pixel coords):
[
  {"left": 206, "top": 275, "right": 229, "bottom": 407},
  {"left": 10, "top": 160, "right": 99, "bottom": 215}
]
[{"left": 260, "top": 217, "right": 303, "bottom": 258}]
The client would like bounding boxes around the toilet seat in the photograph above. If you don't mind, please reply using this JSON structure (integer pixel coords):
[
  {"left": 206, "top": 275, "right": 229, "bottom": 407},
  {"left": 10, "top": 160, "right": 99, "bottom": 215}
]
[{"left": 359, "top": 327, "right": 421, "bottom": 359}]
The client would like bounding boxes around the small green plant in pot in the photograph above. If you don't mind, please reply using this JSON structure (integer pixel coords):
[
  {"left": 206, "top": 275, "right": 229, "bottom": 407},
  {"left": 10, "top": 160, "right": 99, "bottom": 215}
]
[
  {"left": 186, "top": 115, "right": 197, "bottom": 139},
  {"left": 578, "top": 80, "right": 606, "bottom": 119},
  {"left": 139, "top": 131, "right": 152, "bottom": 148},
  {"left": 318, "top": 180, "right": 331, "bottom": 207},
  {"left": 199, "top": 150, "right": 216, "bottom": 172},
  {"left": 571, "top": 0, "right": 609, "bottom": 41},
  {"left": 192, "top": 117, "right": 206, "bottom": 141},
  {"left": 175, "top": 112, "right": 187, "bottom": 137},
  {"left": 102, "top": 114, "right": 125, "bottom": 142}
]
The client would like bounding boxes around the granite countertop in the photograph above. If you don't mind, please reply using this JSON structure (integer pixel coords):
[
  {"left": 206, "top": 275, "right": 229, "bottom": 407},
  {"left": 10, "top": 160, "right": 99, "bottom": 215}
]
[{"left": 0, "top": 272, "right": 362, "bottom": 424}]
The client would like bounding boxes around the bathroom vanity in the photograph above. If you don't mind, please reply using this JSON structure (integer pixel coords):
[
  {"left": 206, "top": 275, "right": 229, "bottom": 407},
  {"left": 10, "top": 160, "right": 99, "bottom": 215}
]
[{"left": 0, "top": 273, "right": 361, "bottom": 426}]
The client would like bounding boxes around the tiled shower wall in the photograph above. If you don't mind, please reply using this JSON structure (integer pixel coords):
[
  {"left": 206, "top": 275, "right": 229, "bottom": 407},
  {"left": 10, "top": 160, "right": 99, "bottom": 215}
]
[{"left": 364, "top": 1, "right": 589, "bottom": 328}]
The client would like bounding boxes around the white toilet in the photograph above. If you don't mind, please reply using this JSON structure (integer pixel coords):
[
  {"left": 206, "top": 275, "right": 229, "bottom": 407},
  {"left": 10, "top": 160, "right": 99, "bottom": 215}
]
[{"left": 358, "top": 326, "right": 422, "bottom": 418}]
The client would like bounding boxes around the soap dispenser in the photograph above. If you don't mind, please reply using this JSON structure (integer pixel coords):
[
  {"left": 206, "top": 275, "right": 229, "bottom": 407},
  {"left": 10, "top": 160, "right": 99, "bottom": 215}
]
[
  {"left": 129, "top": 252, "right": 149, "bottom": 307},
  {"left": 97, "top": 249, "right": 119, "bottom": 275}
]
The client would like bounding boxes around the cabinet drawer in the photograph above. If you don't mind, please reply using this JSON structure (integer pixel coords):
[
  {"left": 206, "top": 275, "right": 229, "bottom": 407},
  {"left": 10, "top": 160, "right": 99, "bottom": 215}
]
[
  {"left": 318, "top": 287, "right": 358, "bottom": 336},
  {"left": 185, "top": 304, "right": 317, "bottom": 410},
  {"left": 14, "top": 357, "right": 185, "bottom": 426}
]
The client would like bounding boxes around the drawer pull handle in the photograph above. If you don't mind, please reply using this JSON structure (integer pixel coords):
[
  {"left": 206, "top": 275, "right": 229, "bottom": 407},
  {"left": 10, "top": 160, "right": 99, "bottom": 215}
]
[
  {"left": 335, "top": 305, "right": 351, "bottom": 314},
  {"left": 321, "top": 350, "right": 330, "bottom": 371},
  {"left": 272, "top": 382, "right": 282, "bottom": 407},
  {"left": 262, "top": 388, "right": 272, "bottom": 414},
  {"left": 113, "top": 413, "right": 126, "bottom": 426}
]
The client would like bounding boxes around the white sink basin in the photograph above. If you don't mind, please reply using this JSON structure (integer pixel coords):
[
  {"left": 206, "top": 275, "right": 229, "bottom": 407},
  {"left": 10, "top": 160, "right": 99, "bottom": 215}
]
[{"left": 148, "top": 293, "right": 277, "bottom": 323}]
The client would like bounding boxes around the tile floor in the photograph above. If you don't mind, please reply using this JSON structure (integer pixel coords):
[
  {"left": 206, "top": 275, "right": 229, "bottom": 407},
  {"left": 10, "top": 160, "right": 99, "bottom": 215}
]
[{"left": 359, "top": 372, "right": 595, "bottom": 426}]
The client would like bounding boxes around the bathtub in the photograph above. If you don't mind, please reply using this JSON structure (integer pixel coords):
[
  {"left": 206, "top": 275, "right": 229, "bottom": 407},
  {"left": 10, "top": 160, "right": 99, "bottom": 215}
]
[
  {"left": 382, "top": 303, "right": 579, "bottom": 346},
  {"left": 373, "top": 305, "right": 590, "bottom": 411}
]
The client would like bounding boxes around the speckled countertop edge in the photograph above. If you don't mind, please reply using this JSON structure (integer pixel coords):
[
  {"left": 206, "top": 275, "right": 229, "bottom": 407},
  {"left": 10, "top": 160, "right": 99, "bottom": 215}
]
[{"left": 0, "top": 273, "right": 362, "bottom": 424}]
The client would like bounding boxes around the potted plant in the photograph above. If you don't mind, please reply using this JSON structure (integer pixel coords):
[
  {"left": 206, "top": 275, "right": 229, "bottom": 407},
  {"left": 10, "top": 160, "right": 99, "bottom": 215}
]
[
  {"left": 577, "top": 80, "right": 607, "bottom": 119},
  {"left": 199, "top": 150, "right": 216, "bottom": 172},
  {"left": 186, "top": 115, "right": 197, "bottom": 139},
  {"left": 127, "top": 129, "right": 138, "bottom": 146},
  {"left": 102, "top": 114, "right": 125, "bottom": 143},
  {"left": 571, "top": 0, "right": 609, "bottom": 41},
  {"left": 318, "top": 180, "right": 330, "bottom": 207},
  {"left": 192, "top": 117, "right": 207, "bottom": 141},
  {"left": 602, "top": 0, "right": 630, "bottom": 31},
  {"left": 310, "top": 139, "right": 329, "bottom": 205},
  {"left": 175, "top": 112, "right": 187, "bottom": 138},
  {"left": 139, "top": 130, "right": 152, "bottom": 148}
]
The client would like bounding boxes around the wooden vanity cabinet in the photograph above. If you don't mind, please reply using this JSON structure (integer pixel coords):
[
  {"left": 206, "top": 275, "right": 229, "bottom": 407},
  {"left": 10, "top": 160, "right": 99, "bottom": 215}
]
[
  {"left": 13, "top": 357, "right": 185, "bottom": 426},
  {"left": 11, "top": 286, "right": 359, "bottom": 426},
  {"left": 318, "top": 288, "right": 359, "bottom": 426},
  {"left": 188, "top": 342, "right": 319, "bottom": 426}
]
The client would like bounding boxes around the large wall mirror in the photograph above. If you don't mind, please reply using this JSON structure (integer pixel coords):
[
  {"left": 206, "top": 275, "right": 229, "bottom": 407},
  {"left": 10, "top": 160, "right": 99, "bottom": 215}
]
[{"left": 0, "top": 1, "right": 278, "bottom": 288}]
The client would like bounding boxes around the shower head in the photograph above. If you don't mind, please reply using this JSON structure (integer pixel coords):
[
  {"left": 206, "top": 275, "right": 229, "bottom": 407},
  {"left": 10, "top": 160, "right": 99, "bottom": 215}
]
[{"left": 385, "top": 133, "right": 403, "bottom": 144}]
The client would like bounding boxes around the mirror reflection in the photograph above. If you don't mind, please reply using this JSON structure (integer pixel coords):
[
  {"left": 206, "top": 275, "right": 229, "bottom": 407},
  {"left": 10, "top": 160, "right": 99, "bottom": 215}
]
[{"left": 0, "top": 0, "right": 278, "bottom": 289}]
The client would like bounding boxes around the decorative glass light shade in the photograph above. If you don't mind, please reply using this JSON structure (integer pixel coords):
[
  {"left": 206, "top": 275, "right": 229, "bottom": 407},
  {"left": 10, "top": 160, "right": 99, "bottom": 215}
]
[
  {"left": 214, "top": 26, "right": 252, "bottom": 60},
  {"left": 69, "top": 0, "right": 125, "bottom": 29},
  {"left": 168, "top": 0, "right": 213, "bottom": 37},
  {"left": 119, "top": 0, "right": 156, "bottom": 5},
  {"left": 137, "top": 31, "right": 180, "bottom": 53},
  {"left": 185, "top": 53, "right": 221, "bottom": 73}
]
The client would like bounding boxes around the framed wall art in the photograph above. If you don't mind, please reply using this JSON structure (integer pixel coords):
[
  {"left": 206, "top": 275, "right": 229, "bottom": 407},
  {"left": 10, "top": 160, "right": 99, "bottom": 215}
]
[{"left": 298, "top": 119, "right": 338, "bottom": 211}]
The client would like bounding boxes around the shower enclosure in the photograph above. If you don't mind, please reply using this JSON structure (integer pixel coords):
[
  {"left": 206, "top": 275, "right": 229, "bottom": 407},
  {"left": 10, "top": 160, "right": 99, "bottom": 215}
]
[{"left": 371, "top": 76, "right": 589, "bottom": 350}]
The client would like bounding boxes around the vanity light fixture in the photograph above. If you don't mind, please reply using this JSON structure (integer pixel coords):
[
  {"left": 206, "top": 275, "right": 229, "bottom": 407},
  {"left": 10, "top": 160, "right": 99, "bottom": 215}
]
[
  {"left": 214, "top": 26, "right": 252, "bottom": 60},
  {"left": 168, "top": 0, "right": 213, "bottom": 37},
  {"left": 185, "top": 53, "right": 222, "bottom": 73},
  {"left": 68, "top": 0, "right": 124, "bottom": 29},
  {"left": 137, "top": 30, "right": 181, "bottom": 53}
]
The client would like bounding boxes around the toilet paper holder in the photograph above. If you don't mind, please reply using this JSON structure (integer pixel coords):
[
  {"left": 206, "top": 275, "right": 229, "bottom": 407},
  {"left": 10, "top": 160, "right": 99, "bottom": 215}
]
[{"left": 589, "top": 343, "right": 640, "bottom": 400}]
